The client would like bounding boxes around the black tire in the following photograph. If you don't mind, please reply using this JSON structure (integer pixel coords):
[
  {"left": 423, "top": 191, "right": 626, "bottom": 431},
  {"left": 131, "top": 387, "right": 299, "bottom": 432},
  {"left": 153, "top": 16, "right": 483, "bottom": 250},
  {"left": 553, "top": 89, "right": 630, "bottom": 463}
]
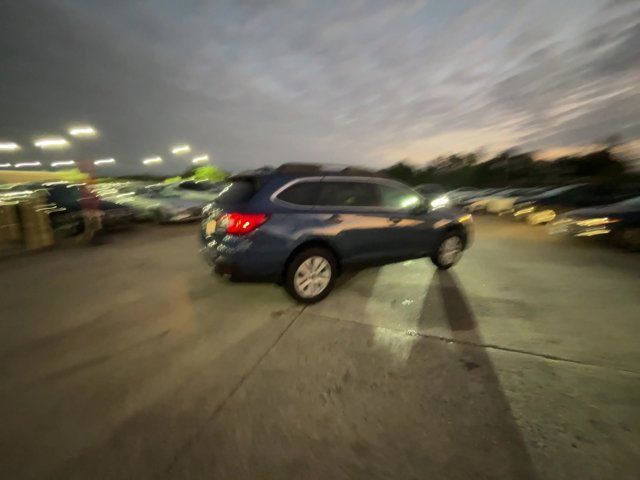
[
  {"left": 431, "top": 233, "right": 464, "bottom": 270},
  {"left": 284, "top": 247, "right": 337, "bottom": 304}
]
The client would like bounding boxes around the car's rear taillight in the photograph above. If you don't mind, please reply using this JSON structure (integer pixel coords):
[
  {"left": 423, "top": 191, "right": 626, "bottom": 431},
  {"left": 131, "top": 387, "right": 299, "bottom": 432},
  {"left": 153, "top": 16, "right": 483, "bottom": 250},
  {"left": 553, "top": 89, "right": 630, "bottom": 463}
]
[{"left": 221, "top": 212, "right": 269, "bottom": 235}]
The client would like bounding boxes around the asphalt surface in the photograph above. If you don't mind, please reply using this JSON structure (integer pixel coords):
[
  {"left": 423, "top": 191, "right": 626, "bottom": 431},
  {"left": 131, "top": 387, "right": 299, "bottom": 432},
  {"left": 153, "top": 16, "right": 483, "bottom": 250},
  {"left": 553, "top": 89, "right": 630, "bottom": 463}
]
[{"left": 1, "top": 217, "right": 639, "bottom": 479}]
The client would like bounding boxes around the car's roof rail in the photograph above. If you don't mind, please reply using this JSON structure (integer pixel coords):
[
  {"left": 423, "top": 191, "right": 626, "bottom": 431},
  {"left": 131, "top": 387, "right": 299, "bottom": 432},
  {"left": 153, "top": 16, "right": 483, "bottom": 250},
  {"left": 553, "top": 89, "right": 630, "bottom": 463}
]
[{"left": 275, "top": 163, "right": 388, "bottom": 178}]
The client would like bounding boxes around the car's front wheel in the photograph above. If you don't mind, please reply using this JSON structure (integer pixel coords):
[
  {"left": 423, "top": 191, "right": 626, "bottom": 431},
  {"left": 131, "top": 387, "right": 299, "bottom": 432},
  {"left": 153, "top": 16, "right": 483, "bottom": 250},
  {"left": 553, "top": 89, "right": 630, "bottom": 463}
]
[
  {"left": 431, "top": 233, "right": 463, "bottom": 269},
  {"left": 285, "top": 247, "right": 337, "bottom": 303}
]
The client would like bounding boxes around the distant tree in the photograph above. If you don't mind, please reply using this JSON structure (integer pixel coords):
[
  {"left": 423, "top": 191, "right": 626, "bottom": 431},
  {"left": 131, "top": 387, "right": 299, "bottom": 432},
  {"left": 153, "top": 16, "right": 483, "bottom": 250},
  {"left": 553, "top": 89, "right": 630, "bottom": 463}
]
[
  {"left": 193, "top": 165, "right": 227, "bottom": 182},
  {"left": 163, "top": 176, "right": 182, "bottom": 184},
  {"left": 181, "top": 165, "right": 228, "bottom": 182},
  {"left": 381, "top": 161, "right": 416, "bottom": 184},
  {"left": 463, "top": 153, "right": 478, "bottom": 167},
  {"left": 58, "top": 168, "right": 89, "bottom": 182}
]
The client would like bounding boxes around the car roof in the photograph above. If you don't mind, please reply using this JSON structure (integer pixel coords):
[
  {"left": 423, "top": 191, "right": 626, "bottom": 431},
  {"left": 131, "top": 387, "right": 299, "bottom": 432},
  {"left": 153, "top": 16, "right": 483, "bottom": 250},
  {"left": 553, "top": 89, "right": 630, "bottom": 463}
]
[{"left": 231, "top": 163, "right": 388, "bottom": 181}]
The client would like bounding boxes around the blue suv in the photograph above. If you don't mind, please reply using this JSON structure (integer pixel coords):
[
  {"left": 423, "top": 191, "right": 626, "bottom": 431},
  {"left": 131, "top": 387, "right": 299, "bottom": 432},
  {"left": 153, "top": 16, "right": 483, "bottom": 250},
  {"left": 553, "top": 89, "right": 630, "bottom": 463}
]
[{"left": 200, "top": 164, "right": 472, "bottom": 303}]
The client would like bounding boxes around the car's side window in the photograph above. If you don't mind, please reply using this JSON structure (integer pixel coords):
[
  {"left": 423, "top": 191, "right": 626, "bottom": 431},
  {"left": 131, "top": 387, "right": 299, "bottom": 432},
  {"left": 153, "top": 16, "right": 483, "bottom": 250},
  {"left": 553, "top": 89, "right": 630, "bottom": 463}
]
[
  {"left": 276, "top": 181, "right": 321, "bottom": 206},
  {"left": 316, "top": 181, "right": 378, "bottom": 207},
  {"left": 377, "top": 184, "right": 421, "bottom": 210}
]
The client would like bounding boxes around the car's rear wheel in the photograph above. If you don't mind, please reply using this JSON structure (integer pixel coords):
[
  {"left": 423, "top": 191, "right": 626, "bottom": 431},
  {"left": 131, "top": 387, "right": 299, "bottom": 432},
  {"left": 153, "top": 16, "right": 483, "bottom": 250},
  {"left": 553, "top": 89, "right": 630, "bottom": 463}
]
[
  {"left": 285, "top": 247, "right": 337, "bottom": 303},
  {"left": 431, "top": 233, "right": 463, "bottom": 269}
]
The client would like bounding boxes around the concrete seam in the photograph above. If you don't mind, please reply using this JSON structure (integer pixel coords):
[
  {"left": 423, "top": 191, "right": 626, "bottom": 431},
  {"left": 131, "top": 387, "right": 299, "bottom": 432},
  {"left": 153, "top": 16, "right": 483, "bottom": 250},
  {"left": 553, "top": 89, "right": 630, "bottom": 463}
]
[{"left": 311, "top": 312, "right": 640, "bottom": 377}]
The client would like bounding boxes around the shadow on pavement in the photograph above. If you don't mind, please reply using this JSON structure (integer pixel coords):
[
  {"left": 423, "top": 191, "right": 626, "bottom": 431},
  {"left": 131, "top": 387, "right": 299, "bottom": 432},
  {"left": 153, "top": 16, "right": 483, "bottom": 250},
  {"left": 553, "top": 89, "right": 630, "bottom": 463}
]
[{"left": 164, "top": 268, "right": 540, "bottom": 479}]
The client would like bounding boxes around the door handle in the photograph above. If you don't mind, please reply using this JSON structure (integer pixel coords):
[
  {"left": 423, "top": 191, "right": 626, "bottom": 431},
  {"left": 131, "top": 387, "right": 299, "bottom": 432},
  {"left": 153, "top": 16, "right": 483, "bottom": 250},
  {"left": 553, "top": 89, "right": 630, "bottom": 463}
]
[
  {"left": 389, "top": 217, "right": 402, "bottom": 224},
  {"left": 327, "top": 214, "right": 342, "bottom": 224}
]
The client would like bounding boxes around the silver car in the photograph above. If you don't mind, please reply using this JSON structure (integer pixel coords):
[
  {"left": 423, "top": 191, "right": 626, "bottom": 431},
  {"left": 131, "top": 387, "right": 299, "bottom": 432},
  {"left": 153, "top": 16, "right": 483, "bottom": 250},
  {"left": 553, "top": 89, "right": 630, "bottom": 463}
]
[{"left": 108, "top": 186, "right": 206, "bottom": 223}]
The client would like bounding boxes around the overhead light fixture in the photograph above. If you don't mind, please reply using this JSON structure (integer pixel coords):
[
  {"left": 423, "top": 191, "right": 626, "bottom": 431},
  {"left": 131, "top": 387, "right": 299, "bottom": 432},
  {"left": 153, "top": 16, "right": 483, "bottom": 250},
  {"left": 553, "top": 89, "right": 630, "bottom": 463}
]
[
  {"left": 0, "top": 162, "right": 11, "bottom": 168},
  {"left": 171, "top": 144, "right": 191, "bottom": 155},
  {"left": 15, "top": 161, "right": 42, "bottom": 168},
  {"left": 34, "top": 137, "right": 69, "bottom": 149},
  {"left": 192, "top": 155, "right": 209, "bottom": 164},
  {"left": 68, "top": 125, "right": 97, "bottom": 137},
  {"left": 51, "top": 160, "right": 76, "bottom": 167},
  {"left": 0, "top": 142, "right": 20, "bottom": 151},
  {"left": 143, "top": 156, "right": 162, "bottom": 165},
  {"left": 94, "top": 158, "right": 115, "bottom": 165}
]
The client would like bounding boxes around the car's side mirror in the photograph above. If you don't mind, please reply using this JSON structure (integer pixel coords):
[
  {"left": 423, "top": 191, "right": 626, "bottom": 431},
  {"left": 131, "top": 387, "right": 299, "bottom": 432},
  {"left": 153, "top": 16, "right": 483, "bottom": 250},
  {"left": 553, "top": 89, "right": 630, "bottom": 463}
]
[{"left": 411, "top": 201, "right": 430, "bottom": 215}]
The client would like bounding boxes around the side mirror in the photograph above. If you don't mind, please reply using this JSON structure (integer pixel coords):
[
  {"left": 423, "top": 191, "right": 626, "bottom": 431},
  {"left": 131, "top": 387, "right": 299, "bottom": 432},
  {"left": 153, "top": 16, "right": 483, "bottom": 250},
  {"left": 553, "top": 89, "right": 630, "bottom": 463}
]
[{"left": 411, "top": 201, "right": 430, "bottom": 215}]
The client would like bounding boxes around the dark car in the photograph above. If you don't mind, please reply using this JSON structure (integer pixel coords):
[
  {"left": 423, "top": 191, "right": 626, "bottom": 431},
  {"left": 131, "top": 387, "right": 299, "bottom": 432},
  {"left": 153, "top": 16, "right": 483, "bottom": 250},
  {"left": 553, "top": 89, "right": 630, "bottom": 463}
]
[
  {"left": 548, "top": 196, "right": 640, "bottom": 251},
  {"left": 512, "top": 184, "right": 637, "bottom": 225},
  {"left": 200, "top": 164, "right": 473, "bottom": 303},
  {"left": 22, "top": 182, "right": 134, "bottom": 236},
  {"left": 98, "top": 199, "right": 136, "bottom": 231}
]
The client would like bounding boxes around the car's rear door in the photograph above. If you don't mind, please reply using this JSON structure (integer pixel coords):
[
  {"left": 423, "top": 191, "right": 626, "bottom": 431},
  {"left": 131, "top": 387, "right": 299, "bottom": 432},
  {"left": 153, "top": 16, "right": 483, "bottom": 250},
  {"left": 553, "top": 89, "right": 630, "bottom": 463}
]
[{"left": 314, "top": 179, "right": 393, "bottom": 263}]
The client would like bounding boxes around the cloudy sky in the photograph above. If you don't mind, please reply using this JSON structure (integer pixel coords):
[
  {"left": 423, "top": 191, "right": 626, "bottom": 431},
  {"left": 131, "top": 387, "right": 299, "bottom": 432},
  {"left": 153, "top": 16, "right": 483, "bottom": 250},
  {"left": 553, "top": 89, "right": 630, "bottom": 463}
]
[{"left": 1, "top": 0, "right": 639, "bottom": 174}]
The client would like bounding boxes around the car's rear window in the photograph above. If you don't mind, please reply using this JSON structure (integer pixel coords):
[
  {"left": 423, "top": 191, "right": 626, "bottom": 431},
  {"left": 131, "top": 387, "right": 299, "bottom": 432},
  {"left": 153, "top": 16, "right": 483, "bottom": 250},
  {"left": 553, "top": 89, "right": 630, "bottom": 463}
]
[
  {"left": 276, "top": 181, "right": 321, "bottom": 206},
  {"left": 316, "top": 181, "right": 378, "bottom": 207},
  {"left": 215, "top": 180, "right": 258, "bottom": 205}
]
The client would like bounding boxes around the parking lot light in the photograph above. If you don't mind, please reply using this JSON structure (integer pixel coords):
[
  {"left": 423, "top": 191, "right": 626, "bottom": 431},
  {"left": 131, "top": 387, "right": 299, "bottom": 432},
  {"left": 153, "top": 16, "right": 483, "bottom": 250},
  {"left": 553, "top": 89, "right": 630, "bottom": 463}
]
[
  {"left": 51, "top": 160, "right": 76, "bottom": 167},
  {"left": 94, "top": 158, "right": 116, "bottom": 166},
  {"left": 34, "top": 137, "right": 70, "bottom": 149},
  {"left": 15, "top": 161, "right": 42, "bottom": 168},
  {"left": 68, "top": 125, "right": 97, "bottom": 137},
  {"left": 192, "top": 155, "right": 209, "bottom": 164},
  {"left": 0, "top": 142, "right": 20, "bottom": 151},
  {"left": 171, "top": 144, "right": 191, "bottom": 155}
]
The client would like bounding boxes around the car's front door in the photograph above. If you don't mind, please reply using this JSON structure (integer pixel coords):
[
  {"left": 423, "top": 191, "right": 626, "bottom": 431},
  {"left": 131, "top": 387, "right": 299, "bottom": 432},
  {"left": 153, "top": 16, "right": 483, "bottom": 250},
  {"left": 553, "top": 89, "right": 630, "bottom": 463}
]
[{"left": 374, "top": 182, "right": 439, "bottom": 258}]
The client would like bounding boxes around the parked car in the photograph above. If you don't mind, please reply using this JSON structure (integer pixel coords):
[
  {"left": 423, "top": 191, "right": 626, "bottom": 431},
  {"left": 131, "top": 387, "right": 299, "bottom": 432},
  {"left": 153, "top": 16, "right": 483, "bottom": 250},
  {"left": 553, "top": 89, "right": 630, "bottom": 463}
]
[
  {"left": 485, "top": 187, "right": 553, "bottom": 214},
  {"left": 21, "top": 182, "right": 134, "bottom": 237},
  {"left": 200, "top": 164, "right": 473, "bottom": 303},
  {"left": 465, "top": 188, "right": 528, "bottom": 213},
  {"left": 446, "top": 187, "right": 479, "bottom": 202},
  {"left": 112, "top": 186, "right": 206, "bottom": 223},
  {"left": 512, "top": 184, "right": 637, "bottom": 225},
  {"left": 414, "top": 183, "right": 445, "bottom": 202},
  {"left": 162, "top": 180, "right": 225, "bottom": 202},
  {"left": 548, "top": 196, "right": 640, "bottom": 251}
]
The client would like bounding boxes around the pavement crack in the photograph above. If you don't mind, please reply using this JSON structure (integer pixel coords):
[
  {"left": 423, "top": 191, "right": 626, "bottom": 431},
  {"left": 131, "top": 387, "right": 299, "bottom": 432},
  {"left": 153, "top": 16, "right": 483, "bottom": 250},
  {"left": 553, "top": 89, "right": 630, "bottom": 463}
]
[
  {"left": 312, "top": 312, "right": 640, "bottom": 377},
  {"left": 159, "top": 305, "right": 306, "bottom": 476}
]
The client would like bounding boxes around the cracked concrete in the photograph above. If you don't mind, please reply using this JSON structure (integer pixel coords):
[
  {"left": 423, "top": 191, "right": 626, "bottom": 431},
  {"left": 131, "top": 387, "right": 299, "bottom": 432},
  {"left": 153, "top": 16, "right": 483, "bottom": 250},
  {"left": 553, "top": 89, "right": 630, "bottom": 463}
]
[{"left": 1, "top": 218, "right": 639, "bottom": 479}]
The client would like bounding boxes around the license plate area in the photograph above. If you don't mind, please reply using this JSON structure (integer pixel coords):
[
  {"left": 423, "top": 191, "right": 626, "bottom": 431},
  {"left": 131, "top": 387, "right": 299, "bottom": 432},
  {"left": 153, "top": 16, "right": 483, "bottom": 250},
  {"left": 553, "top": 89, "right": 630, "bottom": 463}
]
[{"left": 205, "top": 219, "right": 217, "bottom": 236}]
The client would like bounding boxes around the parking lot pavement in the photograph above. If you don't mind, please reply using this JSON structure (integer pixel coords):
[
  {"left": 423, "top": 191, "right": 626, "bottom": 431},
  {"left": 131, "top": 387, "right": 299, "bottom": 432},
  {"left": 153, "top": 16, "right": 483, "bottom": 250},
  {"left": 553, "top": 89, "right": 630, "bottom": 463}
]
[{"left": 1, "top": 218, "right": 639, "bottom": 479}]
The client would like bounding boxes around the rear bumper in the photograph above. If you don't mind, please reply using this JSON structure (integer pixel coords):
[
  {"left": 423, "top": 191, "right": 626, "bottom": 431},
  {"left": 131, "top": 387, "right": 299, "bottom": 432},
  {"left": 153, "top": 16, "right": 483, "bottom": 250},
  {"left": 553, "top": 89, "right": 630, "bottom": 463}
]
[{"left": 200, "top": 233, "right": 286, "bottom": 281}]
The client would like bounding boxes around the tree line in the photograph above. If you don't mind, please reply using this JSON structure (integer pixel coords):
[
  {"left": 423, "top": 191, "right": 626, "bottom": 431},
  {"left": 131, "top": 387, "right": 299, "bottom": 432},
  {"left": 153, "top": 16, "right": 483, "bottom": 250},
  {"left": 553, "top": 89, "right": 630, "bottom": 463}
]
[{"left": 380, "top": 147, "right": 638, "bottom": 188}]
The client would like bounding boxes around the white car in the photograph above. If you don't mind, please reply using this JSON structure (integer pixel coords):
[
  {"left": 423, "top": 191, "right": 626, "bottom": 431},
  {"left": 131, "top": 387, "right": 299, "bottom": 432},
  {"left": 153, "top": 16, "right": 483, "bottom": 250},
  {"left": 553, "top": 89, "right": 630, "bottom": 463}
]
[
  {"left": 485, "top": 187, "right": 554, "bottom": 214},
  {"left": 466, "top": 188, "right": 521, "bottom": 213}
]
